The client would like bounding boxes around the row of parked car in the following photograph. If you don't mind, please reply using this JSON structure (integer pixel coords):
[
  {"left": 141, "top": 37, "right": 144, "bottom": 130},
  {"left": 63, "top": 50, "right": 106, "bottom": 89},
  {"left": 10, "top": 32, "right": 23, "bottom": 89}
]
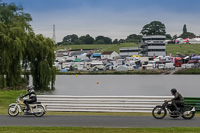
[{"left": 56, "top": 53, "right": 200, "bottom": 72}]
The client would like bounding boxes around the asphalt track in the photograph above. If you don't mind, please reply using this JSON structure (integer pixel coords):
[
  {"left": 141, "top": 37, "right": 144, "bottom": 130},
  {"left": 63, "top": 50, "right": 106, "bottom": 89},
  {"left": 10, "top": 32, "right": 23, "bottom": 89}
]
[{"left": 0, "top": 115, "right": 200, "bottom": 127}]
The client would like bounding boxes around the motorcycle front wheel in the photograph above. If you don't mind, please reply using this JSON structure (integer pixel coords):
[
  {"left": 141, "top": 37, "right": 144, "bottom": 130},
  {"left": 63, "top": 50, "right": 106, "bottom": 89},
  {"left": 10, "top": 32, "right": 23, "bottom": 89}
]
[
  {"left": 8, "top": 105, "right": 19, "bottom": 117},
  {"left": 152, "top": 106, "right": 167, "bottom": 119},
  {"left": 34, "top": 105, "right": 45, "bottom": 117}
]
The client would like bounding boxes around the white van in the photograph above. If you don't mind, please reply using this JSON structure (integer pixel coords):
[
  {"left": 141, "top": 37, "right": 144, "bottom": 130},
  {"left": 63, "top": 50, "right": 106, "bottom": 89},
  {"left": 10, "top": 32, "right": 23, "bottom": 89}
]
[{"left": 165, "top": 63, "right": 175, "bottom": 69}]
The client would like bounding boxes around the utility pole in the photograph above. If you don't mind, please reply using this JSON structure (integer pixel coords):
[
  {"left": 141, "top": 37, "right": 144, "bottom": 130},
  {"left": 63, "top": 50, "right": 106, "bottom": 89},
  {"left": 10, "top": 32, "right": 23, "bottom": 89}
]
[{"left": 53, "top": 24, "right": 56, "bottom": 43}]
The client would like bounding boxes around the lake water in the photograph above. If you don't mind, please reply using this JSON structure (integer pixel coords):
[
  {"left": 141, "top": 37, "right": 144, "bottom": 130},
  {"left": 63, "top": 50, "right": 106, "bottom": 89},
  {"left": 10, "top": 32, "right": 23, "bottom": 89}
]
[{"left": 48, "top": 75, "right": 200, "bottom": 97}]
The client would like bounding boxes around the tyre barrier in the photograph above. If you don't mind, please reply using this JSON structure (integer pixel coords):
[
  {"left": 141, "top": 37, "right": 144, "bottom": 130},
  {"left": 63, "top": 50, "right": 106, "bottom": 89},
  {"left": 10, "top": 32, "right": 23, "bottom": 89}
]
[{"left": 37, "top": 95, "right": 173, "bottom": 112}]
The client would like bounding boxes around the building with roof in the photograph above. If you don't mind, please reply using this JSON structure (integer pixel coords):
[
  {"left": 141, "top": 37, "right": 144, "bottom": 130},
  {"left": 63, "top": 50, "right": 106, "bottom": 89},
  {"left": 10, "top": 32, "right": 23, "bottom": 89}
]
[
  {"left": 101, "top": 51, "right": 119, "bottom": 60},
  {"left": 119, "top": 47, "right": 140, "bottom": 58},
  {"left": 140, "top": 35, "right": 166, "bottom": 57},
  {"left": 91, "top": 53, "right": 102, "bottom": 60}
]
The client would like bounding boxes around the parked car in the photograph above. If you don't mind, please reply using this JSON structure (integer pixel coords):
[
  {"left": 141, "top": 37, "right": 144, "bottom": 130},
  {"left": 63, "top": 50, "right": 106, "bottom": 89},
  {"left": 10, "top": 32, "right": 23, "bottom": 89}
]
[
  {"left": 192, "top": 63, "right": 200, "bottom": 68},
  {"left": 181, "top": 64, "right": 194, "bottom": 69},
  {"left": 96, "top": 65, "right": 105, "bottom": 71},
  {"left": 158, "top": 64, "right": 165, "bottom": 69},
  {"left": 89, "top": 67, "right": 98, "bottom": 72},
  {"left": 115, "top": 65, "right": 128, "bottom": 72}
]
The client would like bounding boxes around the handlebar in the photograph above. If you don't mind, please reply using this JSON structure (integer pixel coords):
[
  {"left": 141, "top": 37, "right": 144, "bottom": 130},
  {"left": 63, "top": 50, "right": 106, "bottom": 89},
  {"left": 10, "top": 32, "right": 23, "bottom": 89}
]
[{"left": 164, "top": 100, "right": 172, "bottom": 103}]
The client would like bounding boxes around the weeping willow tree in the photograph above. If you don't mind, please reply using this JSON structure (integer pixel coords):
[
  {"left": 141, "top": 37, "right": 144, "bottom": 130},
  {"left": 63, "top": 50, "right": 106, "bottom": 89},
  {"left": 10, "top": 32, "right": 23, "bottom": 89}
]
[
  {"left": 25, "top": 33, "right": 56, "bottom": 89},
  {"left": 0, "top": 2, "right": 56, "bottom": 89}
]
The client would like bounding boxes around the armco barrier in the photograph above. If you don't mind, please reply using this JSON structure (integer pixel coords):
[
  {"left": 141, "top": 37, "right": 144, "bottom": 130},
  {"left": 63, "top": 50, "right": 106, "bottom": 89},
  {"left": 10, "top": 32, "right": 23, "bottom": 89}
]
[
  {"left": 184, "top": 97, "right": 200, "bottom": 112},
  {"left": 37, "top": 95, "right": 173, "bottom": 113}
]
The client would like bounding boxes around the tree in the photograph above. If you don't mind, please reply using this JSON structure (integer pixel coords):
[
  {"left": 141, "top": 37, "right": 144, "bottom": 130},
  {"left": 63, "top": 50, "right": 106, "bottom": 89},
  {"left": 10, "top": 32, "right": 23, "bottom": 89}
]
[
  {"left": 173, "top": 34, "right": 177, "bottom": 40},
  {"left": 95, "top": 36, "right": 105, "bottom": 44},
  {"left": 95, "top": 40, "right": 104, "bottom": 44},
  {"left": 166, "top": 34, "right": 172, "bottom": 40},
  {"left": 62, "top": 34, "right": 78, "bottom": 44},
  {"left": 119, "top": 39, "right": 125, "bottom": 43},
  {"left": 179, "top": 32, "right": 196, "bottom": 39},
  {"left": 113, "top": 39, "right": 118, "bottom": 44},
  {"left": 183, "top": 24, "right": 187, "bottom": 34},
  {"left": 25, "top": 34, "right": 56, "bottom": 89},
  {"left": 79, "top": 34, "right": 94, "bottom": 44},
  {"left": 0, "top": 2, "right": 56, "bottom": 89},
  {"left": 125, "top": 34, "right": 142, "bottom": 43},
  {"left": 85, "top": 34, "right": 94, "bottom": 44},
  {"left": 141, "top": 21, "right": 166, "bottom": 35},
  {"left": 179, "top": 24, "right": 195, "bottom": 39},
  {"left": 104, "top": 37, "right": 112, "bottom": 44},
  {"left": 0, "top": 2, "right": 32, "bottom": 87},
  {"left": 95, "top": 35, "right": 112, "bottom": 44}
]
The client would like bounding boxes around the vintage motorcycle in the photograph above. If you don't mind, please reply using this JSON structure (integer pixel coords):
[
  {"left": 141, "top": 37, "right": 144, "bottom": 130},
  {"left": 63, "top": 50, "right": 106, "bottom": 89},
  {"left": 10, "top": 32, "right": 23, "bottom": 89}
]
[
  {"left": 152, "top": 100, "right": 195, "bottom": 119},
  {"left": 8, "top": 95, "right": 46, "bottom": 117}
]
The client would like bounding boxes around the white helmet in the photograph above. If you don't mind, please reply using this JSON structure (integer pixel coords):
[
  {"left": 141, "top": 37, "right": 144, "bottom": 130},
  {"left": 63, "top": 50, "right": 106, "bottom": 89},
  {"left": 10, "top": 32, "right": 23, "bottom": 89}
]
[{"left": 27, "top": 85, "right": 34, "bottom": 93}]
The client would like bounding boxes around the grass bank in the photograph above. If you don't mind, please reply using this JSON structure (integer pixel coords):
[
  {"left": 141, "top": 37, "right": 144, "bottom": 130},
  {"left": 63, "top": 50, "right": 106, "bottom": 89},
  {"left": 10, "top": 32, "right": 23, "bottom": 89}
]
[
  {"left": 174, "top": 68, "right": 200, "bottom": 74},
  {"left": 54, "top": 43, "right": 138, "bottom": 53},
  {"left": 55, "top": 43, "right": 200, "bottom": 56},
  {"left": 1, "top": 127, "right": 200, "bottom": 133},
  {"left": 166, "top": 43, "right": 200, "bottom": 56},
  {"left": 0, "top": 90, "right": 26, "bottom": 114}
]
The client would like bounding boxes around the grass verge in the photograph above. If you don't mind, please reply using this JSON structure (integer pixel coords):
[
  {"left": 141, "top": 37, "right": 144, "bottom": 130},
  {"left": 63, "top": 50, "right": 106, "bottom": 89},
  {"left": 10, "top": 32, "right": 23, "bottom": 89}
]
[
  {"left": 57, "top": 70, "right": 166, "bottom": 75},
  {"left": 0, "top": 90, "right": 153, "bottom": 116},
  {"left": 174, "top": 68, "right": 200, "bottom": 74},
  {"left": 0, "top": 90, "right": 26, "bottom": 115},
  {"left": 1, "top": 127, "right": 200, "bottom": 133},
  {"left": 45, "top": 112, "right": 152, "bottom": 116}
]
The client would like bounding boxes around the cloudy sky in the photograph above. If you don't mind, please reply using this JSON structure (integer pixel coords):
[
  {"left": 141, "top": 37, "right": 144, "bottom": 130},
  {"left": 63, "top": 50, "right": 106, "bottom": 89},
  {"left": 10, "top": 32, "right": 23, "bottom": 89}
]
[{"left": 5, "top": 0, "right": 200, "bottom": 42}]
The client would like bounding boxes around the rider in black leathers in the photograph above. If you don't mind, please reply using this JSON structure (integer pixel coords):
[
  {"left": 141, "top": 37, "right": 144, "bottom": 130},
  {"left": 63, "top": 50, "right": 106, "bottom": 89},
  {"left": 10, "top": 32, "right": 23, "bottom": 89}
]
[
  {"left": 21, "top": 86, "right": 37, "bottom": 112},
  {"left": 168, "top": 88, "right": 184, "bottom": 111}
]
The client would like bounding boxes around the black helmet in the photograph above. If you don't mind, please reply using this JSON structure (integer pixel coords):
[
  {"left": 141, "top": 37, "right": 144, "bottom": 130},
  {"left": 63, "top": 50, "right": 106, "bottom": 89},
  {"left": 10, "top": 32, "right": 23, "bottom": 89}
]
[{"left": 171, "top": 88, "right": 177, "bottom": 95}]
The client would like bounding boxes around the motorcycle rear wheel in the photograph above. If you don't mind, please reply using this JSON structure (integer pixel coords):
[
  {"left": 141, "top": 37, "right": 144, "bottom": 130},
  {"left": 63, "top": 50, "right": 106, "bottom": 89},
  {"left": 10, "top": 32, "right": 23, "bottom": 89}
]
[
  {"left": 182, "top": 111, "right": 195, "bottom": 119},
  {"left": 181, "top": 106, "right": 195, "bottom": 119},
  {"left": 8, "top": 105, "right": 19, "bottom": 117},
  {"left": 34, "top": 105, "right": 45, "bottom": 117},
  {"left": 152, "top": 106, "right": 167, "bottom": 119}
]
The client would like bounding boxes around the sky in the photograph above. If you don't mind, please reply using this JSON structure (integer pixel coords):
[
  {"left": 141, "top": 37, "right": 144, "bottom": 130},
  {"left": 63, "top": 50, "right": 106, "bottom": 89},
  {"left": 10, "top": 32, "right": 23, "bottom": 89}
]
[{"left": 4, "top": 0, "right": 200, "bottom": 42}]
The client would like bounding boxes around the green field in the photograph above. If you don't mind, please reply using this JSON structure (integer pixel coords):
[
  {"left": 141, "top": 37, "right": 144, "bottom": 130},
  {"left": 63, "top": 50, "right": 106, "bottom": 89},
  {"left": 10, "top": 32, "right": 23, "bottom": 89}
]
[
  {"left": 1, "top": 127, "right": 200, "bottom": 133},
  {"left": 166, "top": 44, "right": 200, "bottom": 56},
  {"left": 55, "top": 43, "right": 200, "bottom": 56},
  {"left": 0, "top": 90, "right": 26, "bottom": 114},
  {"left": 55, "top": 43, "right": 138, "bottom": 53}
]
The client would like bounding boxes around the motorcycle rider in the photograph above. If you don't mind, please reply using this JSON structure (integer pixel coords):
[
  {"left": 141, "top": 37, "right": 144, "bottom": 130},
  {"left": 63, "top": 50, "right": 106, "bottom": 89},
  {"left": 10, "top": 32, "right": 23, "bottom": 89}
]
[
  {"left": 168, "top": 88, "right": 184, "bottom": 112},
  {"left": 21, "top": 85, "right": 37, "bottom": 112}
]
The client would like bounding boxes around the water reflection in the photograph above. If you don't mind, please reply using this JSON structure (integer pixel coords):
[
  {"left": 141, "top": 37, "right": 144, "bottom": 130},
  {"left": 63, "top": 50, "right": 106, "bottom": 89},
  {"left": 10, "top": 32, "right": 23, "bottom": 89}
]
[{"left": 47, "top": 75, "right": 200, "bottom": 97}]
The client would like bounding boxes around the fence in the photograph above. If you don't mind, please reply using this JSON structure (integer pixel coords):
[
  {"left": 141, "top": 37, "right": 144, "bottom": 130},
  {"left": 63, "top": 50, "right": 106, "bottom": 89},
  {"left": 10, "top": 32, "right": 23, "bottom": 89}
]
[
  {"left": 37, "top": 95, "right": 174, "bottom": 113},
  {"left": 184, "top": 97, "right": 200, "bottom": 112}
]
